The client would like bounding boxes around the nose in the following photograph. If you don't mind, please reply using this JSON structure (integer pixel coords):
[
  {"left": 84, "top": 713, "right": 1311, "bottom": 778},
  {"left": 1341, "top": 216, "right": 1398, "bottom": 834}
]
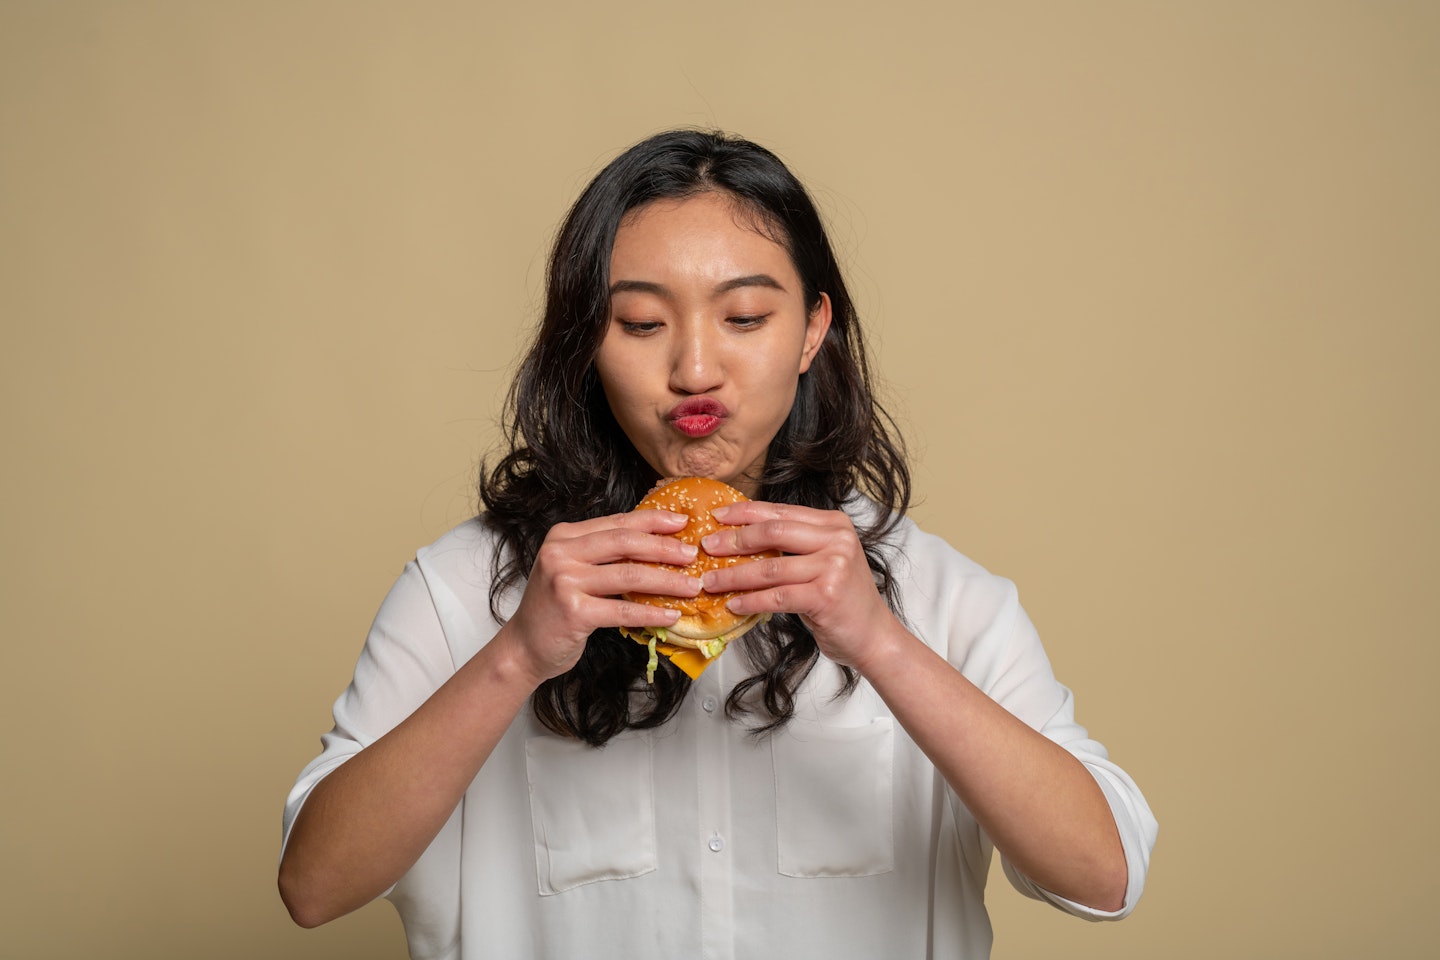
[{"left": 667, "top": 319, "right": 724, "bottom": 396}]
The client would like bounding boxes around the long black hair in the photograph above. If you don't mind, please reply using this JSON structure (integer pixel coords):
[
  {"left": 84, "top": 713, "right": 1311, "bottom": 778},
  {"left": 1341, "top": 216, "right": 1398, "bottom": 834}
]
[{"left": 480, "top": 129, "right": 910, "bottom": 744}]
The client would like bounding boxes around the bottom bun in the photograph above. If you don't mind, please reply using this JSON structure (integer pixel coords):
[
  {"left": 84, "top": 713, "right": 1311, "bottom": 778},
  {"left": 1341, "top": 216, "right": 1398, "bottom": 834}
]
[
  {"left": 664, "top": 612, "right": 768, "bottom": 648},
  {"left": 621, "top": 613, "right": 771, "bottom": 682}
]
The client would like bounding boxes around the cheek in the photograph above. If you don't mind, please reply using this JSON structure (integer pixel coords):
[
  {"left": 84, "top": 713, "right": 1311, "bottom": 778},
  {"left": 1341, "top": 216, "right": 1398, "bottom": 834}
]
[
  {"left": 594, "top": 350, "right": 655, "bottom": 439},
  {"left": 593, "top": 343, "right": 631, "bottom": 405},
  {"left": 744, "top": 365, "right": 801, "bottom": 433},
  {"left": 597, "top": 375, "right": 639, "bottom": 427},
  {"left": 752, "top": 340, "right": 808, "bottom": 399}
]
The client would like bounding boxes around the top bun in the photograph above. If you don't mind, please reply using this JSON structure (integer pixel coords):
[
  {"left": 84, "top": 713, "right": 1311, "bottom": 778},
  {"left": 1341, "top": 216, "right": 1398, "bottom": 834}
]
[{"left": 623, "top": 477, "right": 779, "bottom": 646}]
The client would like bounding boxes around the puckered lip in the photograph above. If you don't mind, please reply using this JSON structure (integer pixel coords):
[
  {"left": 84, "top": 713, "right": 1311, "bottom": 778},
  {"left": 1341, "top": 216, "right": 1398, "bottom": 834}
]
[
  {"left": 667, "top": 396, "right": 729, "bottom": 421},
  {"left": 667, "top": 397, "right": 728, "bottom": 437}
]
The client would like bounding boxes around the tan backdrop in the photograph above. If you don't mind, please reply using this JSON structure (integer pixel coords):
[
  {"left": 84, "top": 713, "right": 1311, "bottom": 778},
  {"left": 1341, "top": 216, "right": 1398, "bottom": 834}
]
[{"left": 2, "top": 2, "right": 1436, "bottom": 958}]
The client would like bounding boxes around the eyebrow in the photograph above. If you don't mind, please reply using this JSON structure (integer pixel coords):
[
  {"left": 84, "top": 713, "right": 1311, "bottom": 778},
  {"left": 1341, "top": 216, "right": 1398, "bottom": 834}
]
[{"left": 608, "top": 273, "right": 788, "bottom": 298}]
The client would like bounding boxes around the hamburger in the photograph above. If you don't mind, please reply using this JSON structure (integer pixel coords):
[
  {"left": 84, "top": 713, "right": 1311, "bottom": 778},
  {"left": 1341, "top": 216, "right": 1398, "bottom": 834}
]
[{"left": 620, "top": 477, "right": 780, "bottom": 682}]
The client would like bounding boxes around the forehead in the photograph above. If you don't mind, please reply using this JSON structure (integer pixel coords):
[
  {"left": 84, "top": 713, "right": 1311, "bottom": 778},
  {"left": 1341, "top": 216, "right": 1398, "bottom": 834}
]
[{"left": 611, "top": 192, "right": 795, "bottom": 280}]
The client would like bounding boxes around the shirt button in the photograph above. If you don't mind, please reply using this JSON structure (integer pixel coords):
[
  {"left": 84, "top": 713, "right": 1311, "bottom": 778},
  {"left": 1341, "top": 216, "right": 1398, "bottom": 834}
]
[
  {"left": 701, "top": 696, "right": 718, "bottom": 713},
  {"left": 708, "top": 834, "right": 725, "bottom": 853}
]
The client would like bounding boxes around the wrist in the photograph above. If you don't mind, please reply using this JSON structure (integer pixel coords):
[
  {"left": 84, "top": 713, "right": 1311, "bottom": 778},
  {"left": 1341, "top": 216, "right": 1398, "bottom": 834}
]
[
  {"left": 841, "top": 611, "right": 916, "bottom": 680},
  {"left": 478, "top": 622, "right": 552, "bottom": 695}
]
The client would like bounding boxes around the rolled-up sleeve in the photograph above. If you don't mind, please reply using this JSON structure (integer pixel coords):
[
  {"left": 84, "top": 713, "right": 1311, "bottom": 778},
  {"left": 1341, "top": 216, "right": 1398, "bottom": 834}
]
[
  {"left": 984, "top": 600, "right": 1158, "bottom": 920},
  {"left": 281, "top": 559, "right": 458, "bottom": 855},
  {"left": 899, "top": 518, "right": 1158, "bottom": 921}
]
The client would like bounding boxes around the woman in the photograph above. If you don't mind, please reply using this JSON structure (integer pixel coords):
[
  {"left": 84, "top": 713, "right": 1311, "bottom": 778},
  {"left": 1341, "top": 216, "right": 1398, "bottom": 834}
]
[{"left": 279, "top": 129, "right": 1157, "bottom": 959}]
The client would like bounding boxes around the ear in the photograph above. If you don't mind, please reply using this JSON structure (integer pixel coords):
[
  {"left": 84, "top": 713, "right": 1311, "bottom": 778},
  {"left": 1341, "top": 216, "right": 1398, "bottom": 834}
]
[{"left": 798, "top": 292, "right": 833, "bottom": 374}]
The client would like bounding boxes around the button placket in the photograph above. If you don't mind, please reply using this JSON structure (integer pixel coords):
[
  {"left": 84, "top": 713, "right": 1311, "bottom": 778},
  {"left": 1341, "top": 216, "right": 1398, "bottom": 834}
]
[{"left": 694, "top": 660, "right": 734, "bottom": 960}]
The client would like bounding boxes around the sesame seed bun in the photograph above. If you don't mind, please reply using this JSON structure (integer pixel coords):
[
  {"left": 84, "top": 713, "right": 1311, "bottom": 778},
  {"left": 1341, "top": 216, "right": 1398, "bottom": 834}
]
[{"left": 623, "top": 476, "right": 779, "bottom": 651}]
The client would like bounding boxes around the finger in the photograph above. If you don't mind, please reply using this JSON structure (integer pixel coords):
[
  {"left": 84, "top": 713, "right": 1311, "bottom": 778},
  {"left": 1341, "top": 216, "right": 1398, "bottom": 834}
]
[
  {"left": 712, "top": 499, "right": 838, "bottom": 524},
  {"left": 720, "top": 583, "right": 803, "bottom": 619},
  {"left": 552, "top": 509, "right": 690, "bottom": 543},
  {"left": 564, "top": 521, "right": 700, "bottom": 567},
  {"left": 699, "top": 553, "right": 803, "bottom": 594},
  {"left": 604, "top": 599, "right": 684, "bottom": 629},
  {"left": 700, "top": 515, "right": 835, "bottom": 558},
  {"left": 720, "top": 577, "right": 873, "bottom": 622},
  {"left": 622, "top": 508, "right": 691, "bottom": 533},
  {"left": 582, "top": 562, "right": 703, "bottom": 600},
  {"left": 551, "top": 593, "right": 687, "bottom": 635}
]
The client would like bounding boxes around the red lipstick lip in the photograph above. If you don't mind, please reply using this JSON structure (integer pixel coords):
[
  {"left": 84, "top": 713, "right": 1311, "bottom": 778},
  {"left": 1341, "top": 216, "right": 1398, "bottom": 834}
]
[
  {"left": 668, "top": 397, "right": 728, "bottom": 438},
  {"left": 669, "top": 397, "right": 728, "bottom": 420}
]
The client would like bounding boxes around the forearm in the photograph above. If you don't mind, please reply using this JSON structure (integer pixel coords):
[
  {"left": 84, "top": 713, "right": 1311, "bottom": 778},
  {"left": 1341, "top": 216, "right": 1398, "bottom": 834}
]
[
  {"left": 278, "top": 626, "right": 539, "bottom": 927},
  {"left": 855, "top": 625, "right": 1127, "bottom": 912}
]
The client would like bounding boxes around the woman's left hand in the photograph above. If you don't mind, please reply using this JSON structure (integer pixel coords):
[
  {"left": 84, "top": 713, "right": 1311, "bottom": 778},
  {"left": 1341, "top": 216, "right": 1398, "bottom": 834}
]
[
  {"left": 709, "top": 501, "right": 1129, "bottom": 911},
  {"left": 701, "top": 501, "right": 900, "bottom": 672}
]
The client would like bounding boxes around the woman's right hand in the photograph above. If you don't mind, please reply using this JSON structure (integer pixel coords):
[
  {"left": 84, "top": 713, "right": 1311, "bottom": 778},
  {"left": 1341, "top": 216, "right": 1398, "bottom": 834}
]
[
  {"left": 499, "top": 509, "right": 703, "bottom": 686},
  {"left": 280, "top": 508, "right": 702, "bottom": 928}
]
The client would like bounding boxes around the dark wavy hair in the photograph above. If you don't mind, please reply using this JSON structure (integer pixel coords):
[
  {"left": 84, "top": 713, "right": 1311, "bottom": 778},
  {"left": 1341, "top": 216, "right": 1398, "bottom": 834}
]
[{"left": 479, "top": 129, "right": 910, "bottom": 744}]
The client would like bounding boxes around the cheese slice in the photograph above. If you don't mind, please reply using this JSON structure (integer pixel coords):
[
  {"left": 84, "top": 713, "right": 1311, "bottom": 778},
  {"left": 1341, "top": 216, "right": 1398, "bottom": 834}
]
[
  {"left": 653, "top": 641, "right": 716, "bottom": 680},
  {"left": 621, "top": 628, "right": 722, "bottom": 680}
]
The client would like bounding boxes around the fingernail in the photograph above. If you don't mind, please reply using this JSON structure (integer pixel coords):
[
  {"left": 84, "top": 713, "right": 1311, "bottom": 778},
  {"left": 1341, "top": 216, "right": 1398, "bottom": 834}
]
[
  {"left": 680, "top": 543, "right": 699, "bottom": 559},
  {"left": 700, "top": 571, "right": 717, "bottom": 590},
  {"left": 700, "top": 533, "right": 720, "bottom": 551},
  {"left": 711, "top": 505, "right": 733, "bottom": 521}
]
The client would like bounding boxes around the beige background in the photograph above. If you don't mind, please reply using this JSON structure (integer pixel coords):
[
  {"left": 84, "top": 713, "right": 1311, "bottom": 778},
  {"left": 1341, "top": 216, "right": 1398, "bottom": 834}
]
[{"left": 2, "top": 1, "right": 1436, "bottom": 957}]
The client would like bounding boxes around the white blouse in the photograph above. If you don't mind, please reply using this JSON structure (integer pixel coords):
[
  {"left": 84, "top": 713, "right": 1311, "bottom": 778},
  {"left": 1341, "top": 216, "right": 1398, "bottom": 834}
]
[{"left": 283, "top": 511, "right": 1157, "bottom": 959}]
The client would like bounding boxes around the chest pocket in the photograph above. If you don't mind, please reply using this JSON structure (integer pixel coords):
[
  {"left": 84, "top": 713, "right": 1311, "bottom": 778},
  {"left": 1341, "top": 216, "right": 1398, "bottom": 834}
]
[
  {"left": 772, "top": 716, "right": 895, "bottom": 878},
  {"left": 524, "top": 731, "right": 658, "bottom": 895}
]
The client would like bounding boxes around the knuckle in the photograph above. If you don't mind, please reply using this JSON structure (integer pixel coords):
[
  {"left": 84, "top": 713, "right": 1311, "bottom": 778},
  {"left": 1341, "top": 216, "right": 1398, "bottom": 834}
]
[
  {"left": 617, "top": 563, "right": 648, "bottom": 590},
  {"left": 533, "top": 542, "right": 565, "bottom": 574},
  {"left": 559, "top": 590, "right": 588, "bottom": 622},
  {"left": 551, "top": 568, "right": 580, "bottom": 596}
]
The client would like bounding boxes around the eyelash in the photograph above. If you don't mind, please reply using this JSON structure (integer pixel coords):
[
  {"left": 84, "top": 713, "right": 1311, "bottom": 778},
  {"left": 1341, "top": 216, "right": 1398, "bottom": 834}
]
[
  {"left": 728, "top": 314, "right": 770, "bottom": 329},
  {"left": 614, "top": 313, "right": 771, "bottom": 334}
]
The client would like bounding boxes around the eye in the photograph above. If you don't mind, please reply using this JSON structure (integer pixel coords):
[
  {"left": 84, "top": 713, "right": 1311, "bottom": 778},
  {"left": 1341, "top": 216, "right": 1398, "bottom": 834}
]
[
  {"left": 615, "top": 318, "right": 662, "bottom": 335},
  {"left": 727, "top": 313, "right": 771, "bottom": 329}
]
